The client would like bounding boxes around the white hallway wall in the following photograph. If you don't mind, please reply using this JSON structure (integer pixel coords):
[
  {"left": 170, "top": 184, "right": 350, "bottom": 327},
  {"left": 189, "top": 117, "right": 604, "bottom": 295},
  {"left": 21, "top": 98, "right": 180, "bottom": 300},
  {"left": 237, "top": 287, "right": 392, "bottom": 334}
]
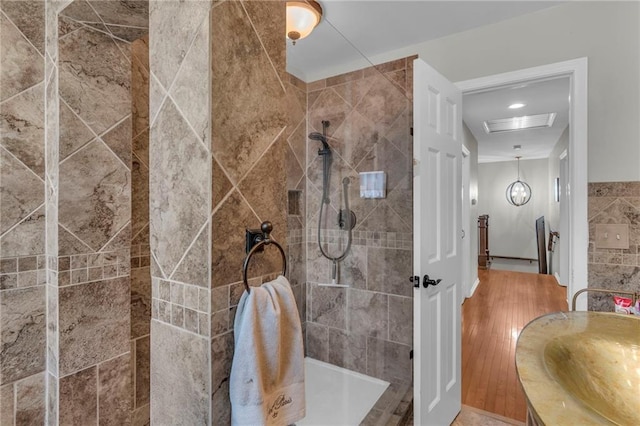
[
  {"left": 477, "top": 158, "right": 549, "bottom": 260},
  {"left": 372, "top": 1, "right": 640, "bottom": 183}
]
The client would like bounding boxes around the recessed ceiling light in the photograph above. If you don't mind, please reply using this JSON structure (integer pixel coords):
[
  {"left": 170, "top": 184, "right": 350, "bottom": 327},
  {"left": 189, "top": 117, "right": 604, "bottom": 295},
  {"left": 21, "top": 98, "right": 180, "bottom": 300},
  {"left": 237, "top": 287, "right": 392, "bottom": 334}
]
[
  {"left": 508, "top": 103, "right": 526, "bottom": 109},
  {"left": 483, "top": 113, "right": 557, "bottom": 134},
  {"left": 513, "top": 145, "right": 522, "bottom": 150}
]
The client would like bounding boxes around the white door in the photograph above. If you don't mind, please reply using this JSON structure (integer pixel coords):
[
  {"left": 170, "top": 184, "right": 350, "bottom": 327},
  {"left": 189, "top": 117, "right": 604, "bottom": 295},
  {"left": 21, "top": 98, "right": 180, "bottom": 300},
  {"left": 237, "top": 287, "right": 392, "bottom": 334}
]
[{"left": 413, "top": 58, "right": 462, "bottom": 425}]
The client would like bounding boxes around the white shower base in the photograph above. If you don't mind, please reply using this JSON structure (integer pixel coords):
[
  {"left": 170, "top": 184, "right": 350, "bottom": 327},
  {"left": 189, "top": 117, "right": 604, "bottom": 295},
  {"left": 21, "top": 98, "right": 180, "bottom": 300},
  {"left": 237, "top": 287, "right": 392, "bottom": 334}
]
[{"left": 297, "top": 357, "right": 389, "bottom": 426}]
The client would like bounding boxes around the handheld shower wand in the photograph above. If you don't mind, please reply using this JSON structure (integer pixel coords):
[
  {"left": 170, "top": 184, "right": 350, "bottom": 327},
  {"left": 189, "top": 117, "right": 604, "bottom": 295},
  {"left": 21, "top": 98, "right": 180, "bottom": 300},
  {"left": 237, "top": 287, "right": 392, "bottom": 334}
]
[{"left": 308, "top": 121, "right": 356, "bottom": 286}]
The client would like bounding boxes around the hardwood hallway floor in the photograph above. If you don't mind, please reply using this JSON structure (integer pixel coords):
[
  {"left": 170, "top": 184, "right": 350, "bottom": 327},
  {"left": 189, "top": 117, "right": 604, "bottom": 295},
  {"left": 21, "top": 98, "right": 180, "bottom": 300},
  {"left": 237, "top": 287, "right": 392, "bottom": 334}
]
[{"left": 461, "top": 269, "right": 568, "bottom": 422}]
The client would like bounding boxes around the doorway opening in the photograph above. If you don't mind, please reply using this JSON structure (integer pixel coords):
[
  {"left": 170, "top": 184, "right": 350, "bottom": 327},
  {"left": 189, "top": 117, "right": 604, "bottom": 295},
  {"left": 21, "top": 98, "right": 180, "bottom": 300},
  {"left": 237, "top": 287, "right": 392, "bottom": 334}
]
[{"left": 455, "top": 59, "right": 588, "bottom": 422}]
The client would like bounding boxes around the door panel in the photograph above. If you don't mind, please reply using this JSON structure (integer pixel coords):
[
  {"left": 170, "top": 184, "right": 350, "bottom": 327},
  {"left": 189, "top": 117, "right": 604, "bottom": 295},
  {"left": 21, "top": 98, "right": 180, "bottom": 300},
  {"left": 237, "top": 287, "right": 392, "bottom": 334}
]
[{"left": 413, "top": 58, "right": 462, "bottom": 426}]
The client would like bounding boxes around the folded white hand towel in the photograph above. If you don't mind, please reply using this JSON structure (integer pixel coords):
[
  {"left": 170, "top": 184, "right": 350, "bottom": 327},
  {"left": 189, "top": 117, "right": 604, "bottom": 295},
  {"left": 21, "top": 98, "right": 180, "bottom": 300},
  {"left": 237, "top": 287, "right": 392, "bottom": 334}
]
[{"left": 230, "top": 275, "right": 305, "bottom": 426}]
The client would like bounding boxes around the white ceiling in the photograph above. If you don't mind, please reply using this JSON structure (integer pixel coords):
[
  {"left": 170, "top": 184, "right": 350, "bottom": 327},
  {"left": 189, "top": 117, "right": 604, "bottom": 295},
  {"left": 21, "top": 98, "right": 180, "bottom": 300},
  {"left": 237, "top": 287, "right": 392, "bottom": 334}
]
[
  {"left": 286, "top": 1, "right": 569, "bottom": 162},
  {"left": 464, "top": 77, "right": 570, "bottom": 163},
  {"left": 286, "top": 1, "right": 564, "bottom": 82}
]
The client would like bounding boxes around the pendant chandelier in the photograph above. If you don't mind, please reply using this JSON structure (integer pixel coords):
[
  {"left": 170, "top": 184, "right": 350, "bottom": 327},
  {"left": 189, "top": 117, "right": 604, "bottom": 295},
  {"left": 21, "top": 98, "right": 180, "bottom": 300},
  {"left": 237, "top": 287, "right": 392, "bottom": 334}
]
[{"left": 506, "top": 156, "right": 532, "bottom": 206}]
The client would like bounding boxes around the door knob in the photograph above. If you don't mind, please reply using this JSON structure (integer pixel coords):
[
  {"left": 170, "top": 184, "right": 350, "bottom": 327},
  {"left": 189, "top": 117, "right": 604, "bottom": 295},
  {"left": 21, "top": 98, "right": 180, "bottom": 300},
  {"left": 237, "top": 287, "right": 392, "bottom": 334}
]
[{"left": 423, "top": 275, "right": 442, "bottom": 287}]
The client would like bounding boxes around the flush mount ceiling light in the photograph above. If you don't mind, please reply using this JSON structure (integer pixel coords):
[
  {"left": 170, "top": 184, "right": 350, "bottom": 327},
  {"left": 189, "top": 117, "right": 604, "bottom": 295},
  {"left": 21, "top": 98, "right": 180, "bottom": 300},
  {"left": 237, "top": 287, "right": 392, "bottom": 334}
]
[
  {"left": 286, "top": 1, "right": 322, "bottom": 45},
  {"left": 483, "top": 112, "right": 556, "bottom": 134},
  {"left": 508, "top": 103, "right": 526, "bottom": 109},
  {"left": 506, "top": 156, "right": 532, "bottom": 207}
]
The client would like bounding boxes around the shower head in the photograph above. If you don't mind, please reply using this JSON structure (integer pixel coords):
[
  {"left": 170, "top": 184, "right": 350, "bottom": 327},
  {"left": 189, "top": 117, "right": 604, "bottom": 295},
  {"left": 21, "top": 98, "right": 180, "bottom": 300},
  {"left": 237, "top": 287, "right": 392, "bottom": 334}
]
[{"left": 309, "top": 132, "right": 330, "bottom": 153}]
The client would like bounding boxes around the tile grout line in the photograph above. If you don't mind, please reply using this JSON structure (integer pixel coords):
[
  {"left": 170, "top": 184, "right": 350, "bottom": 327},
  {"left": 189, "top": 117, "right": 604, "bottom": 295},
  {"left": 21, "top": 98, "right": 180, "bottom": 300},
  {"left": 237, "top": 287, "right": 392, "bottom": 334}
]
[
  {"left": 0, "top": 79, "right": 45, "bottom": 107},
  {"left": 239, "top": 1, "right": 286, "bottom": 94},
  {"left": 0, "top": 202, "right": 45, "bottom": 240},
  {"left": 167, "top": 218, "right": 210, "bottom": 281},
  {"left": 1, "top": 9, "right": 45, "bottom": 60}
]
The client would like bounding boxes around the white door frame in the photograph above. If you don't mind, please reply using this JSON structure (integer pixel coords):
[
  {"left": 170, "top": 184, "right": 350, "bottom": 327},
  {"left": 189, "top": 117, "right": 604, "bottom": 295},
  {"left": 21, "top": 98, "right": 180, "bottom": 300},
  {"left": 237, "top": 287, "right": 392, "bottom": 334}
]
[
  {"left": 455, "top": 58, "right": 588, "bottom": 311},
  {"left": 461, "top": 145, "right": 471, "bottom": 301}
]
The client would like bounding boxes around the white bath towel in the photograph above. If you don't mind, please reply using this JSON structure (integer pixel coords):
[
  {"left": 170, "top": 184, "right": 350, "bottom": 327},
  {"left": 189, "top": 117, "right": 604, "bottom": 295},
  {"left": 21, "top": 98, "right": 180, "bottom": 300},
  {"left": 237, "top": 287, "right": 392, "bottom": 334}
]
[{"left": 230, "top": 275, "right": 305, "bottom": 426}]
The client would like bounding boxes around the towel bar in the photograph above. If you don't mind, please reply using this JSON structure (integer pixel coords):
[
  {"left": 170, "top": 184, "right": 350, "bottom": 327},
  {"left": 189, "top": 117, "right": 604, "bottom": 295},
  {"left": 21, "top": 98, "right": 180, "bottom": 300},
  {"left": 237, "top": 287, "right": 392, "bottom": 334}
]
[{"left": 242, "top": 221, "right": 287, "bottom": 293}]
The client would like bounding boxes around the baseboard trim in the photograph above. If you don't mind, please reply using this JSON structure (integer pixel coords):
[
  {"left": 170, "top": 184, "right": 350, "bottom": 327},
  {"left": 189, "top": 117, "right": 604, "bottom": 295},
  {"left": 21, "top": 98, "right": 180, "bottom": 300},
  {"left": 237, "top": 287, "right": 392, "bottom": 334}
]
[
  {"left": 553, "top": 272, "right": 566, "bottom": 287},
  {"left": 468, "top": 277, "right": 480, "bottom": 297}
]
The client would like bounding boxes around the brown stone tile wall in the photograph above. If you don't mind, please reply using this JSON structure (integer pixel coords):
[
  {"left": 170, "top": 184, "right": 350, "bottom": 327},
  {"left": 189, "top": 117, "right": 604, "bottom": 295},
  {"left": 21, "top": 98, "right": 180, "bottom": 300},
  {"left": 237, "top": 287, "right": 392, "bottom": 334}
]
[
  {"left": 43, "top": 1, "right": 148, "bottom": 423},
  {"left": 209, "top": 1, "right": 288, "bottom": 424},
  {"left": 587, "top": 181, "right": 640, "bottom": 311},
  {"left": 304, "top": 57, "right": 415, "bottom": 385},
  {"left": 0, "top": 1, "right": 47, "bottom": 423},
  {"left": 130, "top": 34, "right": 151, "bottom": 425},
  {"left": 149, "top": 0, "right": 212, "bottom": 424}
]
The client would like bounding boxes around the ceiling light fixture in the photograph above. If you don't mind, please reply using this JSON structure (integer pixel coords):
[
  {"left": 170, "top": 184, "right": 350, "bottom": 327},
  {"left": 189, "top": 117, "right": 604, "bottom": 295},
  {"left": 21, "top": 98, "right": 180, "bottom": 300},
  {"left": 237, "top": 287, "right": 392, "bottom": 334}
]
[
  {"left": 286, "top": 1, "right": 323, "bottom": 45},
  {"left": 483, "top": 112, "right": 556, "bottom": 134},
  {"left": 508, "top": 103, "right": 526, "bottom": 109},
  {"left": 513, "top": 144, "right": 522, "bottom": 150},
  {"left": 506, "top": 156, "right": 532, "bottom": 207}
]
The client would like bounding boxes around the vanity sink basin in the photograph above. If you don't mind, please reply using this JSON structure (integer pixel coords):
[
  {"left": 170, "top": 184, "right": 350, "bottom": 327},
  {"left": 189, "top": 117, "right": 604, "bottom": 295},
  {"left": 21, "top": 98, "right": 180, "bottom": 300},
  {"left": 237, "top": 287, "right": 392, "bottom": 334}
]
[{"left": 516, "top": 312, "right": 640, "bottom": 425}]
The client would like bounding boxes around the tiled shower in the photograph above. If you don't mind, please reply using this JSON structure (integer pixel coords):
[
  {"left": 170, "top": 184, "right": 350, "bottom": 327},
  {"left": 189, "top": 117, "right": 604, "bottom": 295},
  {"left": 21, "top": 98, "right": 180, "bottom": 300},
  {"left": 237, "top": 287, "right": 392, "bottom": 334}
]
[{"left": 1, "top": 0, "right": 414, "bottom": 424}]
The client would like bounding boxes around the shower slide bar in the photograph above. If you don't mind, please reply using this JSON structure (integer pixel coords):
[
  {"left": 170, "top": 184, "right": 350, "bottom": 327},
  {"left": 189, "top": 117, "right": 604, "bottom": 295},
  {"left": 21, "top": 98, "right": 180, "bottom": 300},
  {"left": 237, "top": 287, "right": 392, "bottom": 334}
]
[{"left": 243, "top": 221, "right": 287, "bottom": 294}]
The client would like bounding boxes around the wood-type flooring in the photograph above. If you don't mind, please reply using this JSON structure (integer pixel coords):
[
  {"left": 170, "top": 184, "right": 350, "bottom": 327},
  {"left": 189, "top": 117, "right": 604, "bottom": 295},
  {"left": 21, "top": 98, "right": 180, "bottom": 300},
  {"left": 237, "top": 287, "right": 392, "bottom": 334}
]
[{"left": 461, "top": 269, "right": 568, "bottom": 422}]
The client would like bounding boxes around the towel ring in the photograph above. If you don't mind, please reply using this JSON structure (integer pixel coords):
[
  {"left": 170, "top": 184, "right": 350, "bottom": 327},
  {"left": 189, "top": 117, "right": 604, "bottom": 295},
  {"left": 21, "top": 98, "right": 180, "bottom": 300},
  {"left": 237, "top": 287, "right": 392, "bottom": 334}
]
[{"left": 242, "top": 222, "right": 287, "bottom": 293}]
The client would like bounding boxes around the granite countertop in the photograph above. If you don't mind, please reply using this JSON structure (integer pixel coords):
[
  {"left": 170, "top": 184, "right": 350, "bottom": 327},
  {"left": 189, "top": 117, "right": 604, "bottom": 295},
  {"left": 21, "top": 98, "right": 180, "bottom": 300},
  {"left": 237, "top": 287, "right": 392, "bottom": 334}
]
[{"left": 515, "top": 311, "right": 640, "bottom": 425}]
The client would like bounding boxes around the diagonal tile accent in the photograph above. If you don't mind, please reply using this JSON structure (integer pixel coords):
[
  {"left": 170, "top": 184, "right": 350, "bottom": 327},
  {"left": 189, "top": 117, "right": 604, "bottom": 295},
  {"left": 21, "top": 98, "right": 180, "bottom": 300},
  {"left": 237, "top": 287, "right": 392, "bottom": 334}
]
[
  {"left": 0, "top": 147, "right": 44, "bottom": 235},
  {"left": 105, "top": 25, "right": 148, "bottom": 43},
  {"left": 149, "top": 72, "right": 166, "bottom": 128},
  {"left": 58, "top": 98, "right": 95, "bottom": 161},
  {"left": 355, "top": 74, "right": 408, "bottom": 135},
  {"left": 307, "top": 149, "right": 354, "bottom": 199},
  {"left": 87, "top": 0, "right": 148, "bottom": 28},
  {"left": 384, "top": 106, "right": 412, "bottom": 156},
  {"left": 58, "top": 225, "right": 93, "bottom": 256},
  {"left": 59, "top": 0, "right": 102, "bottom": 23},
  {"left": 0, "top": 13, "right": 44, "bottom": 102},
  {"left": 171, "top": 221, "right": 210, "bottom": 288},
  {"left": 0, "top": 205, "right": 45, "bottom": 257},
  {"left": 59, "top": 139, "right": 130, "bottom": 251},
  {"left": 0, "top": 82, "right": 45, "bottom": 178},
  {"left": 1, "top": 1, "right": 45, "bottom": 54},
  {"left": 58, "top": 26, "right": 130, "bottom": 135},
  {"left": 149, "top": 98, "right": 209, "bottom": 277},
  {"left": 308, "top": 89, "right": 350, "bottom": 138},
  {"left": 331, "top": 109, "right": 381, "bottom": 169},
  {"left": 287, "top": 119, "right": 306, "bottom": 169},
  {"left": 355, "top": 136, "right": 408, "bottom": 192},
  {"left": 285, "top": 82, "right": 305, "bottom": 132},
  {"left": 332, "top": 77, "right": 373, "bottom": 109},
  {"left": 356, "top": 201, "right": 410, "bottom": 234},
  {"left": 212, "top": 156, "right": 232, "bottom": 211},
  {"left": 101, "top": 116, "right": 132, "bottom": 168},
  {"left": 385, "top": 175, "right": 413, "bottom": 231},
  {"left": 149, "top": 0, "right": 210, "bottom": 90},
  {"left": 211, "top": 0, "right": 286, "bottom": 184},
  {"left": 241, "top": 0, "right": 286, "bottom": 89},
  {"left": 101, "top": 222, "right": 131, "bottom": 252},
  {"left": 170, "top": 17, "right": 210, "bottom": 148},
  {"left": 286, "top": 142, "right": 303, "bottom": 190},
  {"left": 238, "top": 133, "right": 288, "bottom": 247}
]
